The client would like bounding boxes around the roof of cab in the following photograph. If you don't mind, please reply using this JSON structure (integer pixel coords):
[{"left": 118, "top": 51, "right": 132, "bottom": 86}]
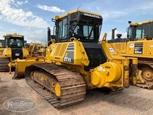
[
  {"left": 130, "top": 20, "right": 153, "bottom": 26},
  {"left": 55, "top": 9, "right": 102, "bottom": 19},
  {"left": 3, "top": 33, "right": 24, "bottom": 38}
]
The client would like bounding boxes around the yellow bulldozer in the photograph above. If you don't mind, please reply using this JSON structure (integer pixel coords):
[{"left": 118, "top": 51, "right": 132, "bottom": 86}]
[
  {"left": 12, "top": 10, "right": 138, "bottom": 108},
  {"left": 0, "top": 33, "right": 29, "bottom": 72},
  {"left": 0, "top": 43, "right": 3, "bottom": 55},
  {"left": 26, "top": 42, "right": 46, "bottom": 57},
  {"left": 0, "top": 40, "right": 5, "bottom": 55},
  {"left": 108, "top": 20, "right": 153, "bottom": 89}
]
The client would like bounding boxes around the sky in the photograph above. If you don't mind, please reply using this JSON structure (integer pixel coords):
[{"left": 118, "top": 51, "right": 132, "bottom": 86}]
[{"left": 0, "top": 0, "right": 153, "bottom": 44}]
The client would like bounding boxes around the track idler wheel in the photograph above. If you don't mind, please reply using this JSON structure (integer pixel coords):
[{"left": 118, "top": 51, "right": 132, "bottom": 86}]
[{"left": 142, "top": 66, "right": 153, "bottom": 82}]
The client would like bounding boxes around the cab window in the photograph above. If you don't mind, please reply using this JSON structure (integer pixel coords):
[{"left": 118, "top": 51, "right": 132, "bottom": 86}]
[
  {"left": 8, "top": 37, "right": 24, "bottom": 48},
  {"left": 136, "top": 27, "right": 143, "bottom": 39},
  {"left": 58, "top": 18, "right": 68, "bottom": 39},
  {"left": 135, "top": 24, "right": 148, "bottom": 39}
]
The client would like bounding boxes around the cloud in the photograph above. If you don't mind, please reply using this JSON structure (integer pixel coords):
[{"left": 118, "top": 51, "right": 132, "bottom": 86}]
[
  {"left": 0, "top": 27, "right": 49, "bottom": 44},
  {"left": 21, "top": 27, "right": 54, "bottom": 44},
  {"left": 16, "top": 0, "right": 28, "bottom": 6},
  {"left": 0, "top": 28, "right": 48, "bottom": 43},
  {"left": 135, "top": 1, "right": 153, "bottom": 10},
  {"left": 22, "top": 28, "right": 47, "bottom": 43},
  {"left": 0, "top": 15, "right": 4, "bottom": 20},
  {"left": 0, "top": 0, "right": 49, "bottom": 28},
  {"left": 80, "top": 1, "right": 126, "bottom": 20},
  {"left": 0, "top": 28, "right": 47, "bottom": 44},
  {"left": 115, "top": 20, "right": 123, "bottom": 23},
  {"left": 36, "top": 4, "right": 65, "bottom": 13},
  {"left": 0, "top": 31, "right": 6, "bottom": 39},
  {"left": 81, "top": 0, "right": 153, "bottom": 21},
  {"left": 102, "top": 11, "right": 126, "bottom": 19}
]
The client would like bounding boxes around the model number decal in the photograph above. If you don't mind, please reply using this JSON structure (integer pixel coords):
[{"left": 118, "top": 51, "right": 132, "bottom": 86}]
[
  {"left": 64, "top": 56, "right": 72, "bottom": 62},
  {"left": 63, "top": 52, "right": 74, "bottom": 63},
  {"left": 134, "top": 50, "right": 142, "bottom": 54}
]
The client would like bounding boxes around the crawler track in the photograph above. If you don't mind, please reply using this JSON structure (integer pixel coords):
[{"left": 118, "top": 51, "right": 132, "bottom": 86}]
[
  {"left": 25, "top": 63, "right": 86, "bottom": 108},
  {"left": 0, "top": 58, "right": 9, "bottom": 72}
]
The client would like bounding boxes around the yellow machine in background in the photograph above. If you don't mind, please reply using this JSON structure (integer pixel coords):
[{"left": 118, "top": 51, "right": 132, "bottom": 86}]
[
  {"left": 0, "top": 43, "right": 2, "bottom": 47},
  {"left": 0, "top": 45, "right": 3, "bottom": 55},
  {"left": 0, "top": 40, "right": 6, "bottom": 55},
  {"left": 0, "top": 33, "right": 29, "bottom": 72},
  {"left": 13, "top": 10, "right": 138, "bottom": 108},
  {"left": 108, "top": 20, "right": 153, "bottom": 88},
  {"left": 0, "top": 44, "right": 4, "bottom": 55},
  {"left": 12, "top": 42, "right": 46, "bottom": 78},
  {"left": 27, "top": 42, "right": 46, "bottom": 57}
]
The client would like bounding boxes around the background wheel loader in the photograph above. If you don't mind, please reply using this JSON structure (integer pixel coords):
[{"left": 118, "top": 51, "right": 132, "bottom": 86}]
[
  {"left": 12, "top": 10, "right": 138, "bottom": 108},
  {"left": 0, "top": 33, "right": 29, "bottom": 72},
  {"left": 108, "top": 20, "right": 153, "bottom": 89}
]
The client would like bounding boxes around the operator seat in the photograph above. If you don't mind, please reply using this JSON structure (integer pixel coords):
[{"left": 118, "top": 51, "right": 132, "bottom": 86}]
[
  {"left": 11, "top": 40, "right": 17, "bottom": 47},
  {"left": 77, "top": 29, "right": 84, "bottom": 37}
]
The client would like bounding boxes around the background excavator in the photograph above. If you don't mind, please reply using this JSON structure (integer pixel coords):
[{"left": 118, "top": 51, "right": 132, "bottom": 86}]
[
  {"left": 108, "top": 20, "right": 153, "bottom": 89},
  {"left": 12, "top": 10, "right": 138, "bottom": 108},
  {"left": 0, "top": 33, "right": 29, "bottom": 72}
]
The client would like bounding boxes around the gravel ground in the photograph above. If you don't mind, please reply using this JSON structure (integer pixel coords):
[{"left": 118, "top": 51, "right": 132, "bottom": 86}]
[{"left": 0, "top": 72, "right": 153, "bottom": 115}]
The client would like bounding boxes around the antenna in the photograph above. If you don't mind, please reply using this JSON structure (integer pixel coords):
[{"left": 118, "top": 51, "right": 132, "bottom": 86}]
[{"left": 77, "top": 5, "right": 81, "bottom": 11}]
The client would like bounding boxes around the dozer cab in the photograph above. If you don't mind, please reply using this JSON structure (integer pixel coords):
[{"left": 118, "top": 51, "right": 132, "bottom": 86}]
[
  {"left": 108, "top": 20, "right": 153, "bottom": 89},
  {"left": 13, "top": 10, "right": 138, "bottom": 108},
  {"left": 0, "top": 33, "right": 29, "bottom": 72}
]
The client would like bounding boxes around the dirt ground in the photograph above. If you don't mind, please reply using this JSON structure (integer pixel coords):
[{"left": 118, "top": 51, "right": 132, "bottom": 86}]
[{"left": 0, "top": 72, "right": 153, "bottom": 115}]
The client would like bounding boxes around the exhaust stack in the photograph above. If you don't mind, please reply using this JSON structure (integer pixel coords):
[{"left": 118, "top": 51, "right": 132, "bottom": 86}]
[
  {"left": 47, "top": 27, "right": 51, "bottom": 46},
  {"left": 112, "top": 28, "right": 117, "bottom": 40}
]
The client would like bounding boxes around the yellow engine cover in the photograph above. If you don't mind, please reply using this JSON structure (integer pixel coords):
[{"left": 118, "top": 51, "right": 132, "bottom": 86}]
[
  {"left": 47, "top": 39, "right": 89, "bottom": 66},
  {"left": 91, "top": 62, "right": 121, "bottom": 87},
  {"left": 22, "top": 47, "right": 29, "bottom": 58},
  {"left": 2, "top": 47, "right": 11, "bottom": 57}
]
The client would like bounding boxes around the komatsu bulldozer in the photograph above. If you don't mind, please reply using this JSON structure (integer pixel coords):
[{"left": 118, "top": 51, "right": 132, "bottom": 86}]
[
  {"left": 0, "top": 43, "right": 3, "bottom": 55},
  {"left": 108, "top": 20, "right": 153, "bottom": 89},
  {"left": 0, "top": 33, "right": 29, "bottom": 72},
  {"left": 27, "top": 42, "right": 46, "bottom": 57},
  {"left": 0, "top": 40, "right": 5, "bottom": 55},
  {"left": 13, "top": 10, "right": 138, "bottom": 108}
]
